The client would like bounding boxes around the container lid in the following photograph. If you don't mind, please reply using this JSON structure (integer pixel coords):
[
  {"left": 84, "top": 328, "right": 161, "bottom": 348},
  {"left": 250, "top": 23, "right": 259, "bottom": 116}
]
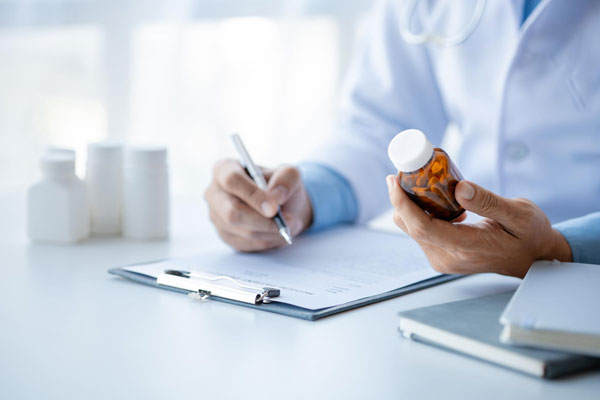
[
  {"left": 387, "top": 129, "right": 434, "bottom": 172},
  {"left": 41, "top": 154, "right": 75, "bottom": 175},
  {"left": 46, "top": 146, "right": 76, "bottom": 160},
  {"left": 87, "top": 141, "right": 123, "bottom": 164},
  {"left": 124, "top": 145, "right": 167, "bottom": 168}
]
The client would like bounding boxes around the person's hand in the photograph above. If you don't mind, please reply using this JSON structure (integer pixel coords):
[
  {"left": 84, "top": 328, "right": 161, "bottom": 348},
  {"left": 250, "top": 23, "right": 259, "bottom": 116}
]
[
  {"left": 205, "top": 159, "right": 313, "bottom": 252},
  {"left": 386, "top": 175, "right": 572, "bottom": 278}
]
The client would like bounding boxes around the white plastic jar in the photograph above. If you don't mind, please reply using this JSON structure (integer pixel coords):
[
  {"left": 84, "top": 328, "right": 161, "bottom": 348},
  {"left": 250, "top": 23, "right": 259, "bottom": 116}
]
[
  {"left": 122, "top": 146, "right": 169, "bottom": 240},
  {"left": 86, "top": 142, "right": 123, "bottom": 235},
  {"left": 27, "top": 154, "right": 90, "bottom": 243}
]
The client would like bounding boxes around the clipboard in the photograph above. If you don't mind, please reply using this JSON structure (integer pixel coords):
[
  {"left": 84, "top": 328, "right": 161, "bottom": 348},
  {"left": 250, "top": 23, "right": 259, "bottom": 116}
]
[{"left": 109, "top": 265, "right": 461, "bottom": 321}]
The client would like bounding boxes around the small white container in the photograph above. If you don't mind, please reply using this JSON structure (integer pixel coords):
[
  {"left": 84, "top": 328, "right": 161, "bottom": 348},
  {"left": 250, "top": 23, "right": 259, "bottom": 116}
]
[
  {"left": 86, "top": 142, "right": 123, "bottom": 235},
  {"left": 27, "top": 154, "right": 90, "bottom": 243},
  {"left": 122, "top": 146, "right": 169, "bottom": 240}
]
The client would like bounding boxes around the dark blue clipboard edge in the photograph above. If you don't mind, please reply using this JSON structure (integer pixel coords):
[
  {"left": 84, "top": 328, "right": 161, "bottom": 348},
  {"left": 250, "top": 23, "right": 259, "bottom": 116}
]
[{"left": 109, "top": 265, "right": 463, "bottom": 321}]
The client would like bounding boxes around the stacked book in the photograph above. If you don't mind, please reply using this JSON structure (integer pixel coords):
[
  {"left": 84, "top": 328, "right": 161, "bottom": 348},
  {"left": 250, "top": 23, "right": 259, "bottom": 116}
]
[{"left": 398, "top": 261, "right": 600, "bottom": 379}]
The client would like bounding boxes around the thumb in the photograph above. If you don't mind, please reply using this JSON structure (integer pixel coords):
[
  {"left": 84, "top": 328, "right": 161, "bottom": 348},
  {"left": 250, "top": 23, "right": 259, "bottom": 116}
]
[
  {"left": 455, "top": 181, "right": 515, "bottom": 223},
  {"left": 265, "top": 165, "right": 302, "bottom": 207}
]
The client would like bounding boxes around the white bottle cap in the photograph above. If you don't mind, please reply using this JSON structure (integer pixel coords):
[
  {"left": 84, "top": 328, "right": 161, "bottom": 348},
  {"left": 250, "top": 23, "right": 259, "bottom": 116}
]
[
  {"left": 387, "top": 129, "right": 434, "bottom": 172},
  {"left": 40, "top": 154, "right": 75, "bottom": 175},
  {"left": 46, "top": 146, "right": 76, "bottom": 160},
  {"left": 125, "top": 145, "right": 167, "bottom": 169},
  {"left": 87, "top": 141, "right": 123, "bottom": 165}
]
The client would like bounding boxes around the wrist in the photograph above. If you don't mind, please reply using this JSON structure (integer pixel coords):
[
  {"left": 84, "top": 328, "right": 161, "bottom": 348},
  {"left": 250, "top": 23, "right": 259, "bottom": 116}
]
[
  {"left": 301, "top": 188, "right": 314, "bottom": 232},
  {"left": 540, "top": 228, "right": 573, "bottom": 262}
]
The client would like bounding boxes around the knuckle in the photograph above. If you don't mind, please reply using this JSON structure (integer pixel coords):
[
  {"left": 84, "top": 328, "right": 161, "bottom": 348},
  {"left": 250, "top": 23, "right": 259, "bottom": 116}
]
[
  {"left": 408, "top": 223, "right": 428, "bottom": 241},
  {"left": 431, "top": 263, "right": 446, "bottom": 273},
  {"left": 247, "top": 185, "right": 267, "bottom": 206},
  {"left": 273, "top": 164, "right": 300, "bottom": 186},
  {"left": 430, "top": 259, "right": 456, "bottom": 274},
  {"left": 393, "top": 212, "right": 404, "bottom": 228},
  {"left": 282, "top": 165, "right": 300, "bottom": 181},
  {"left": 221, "top": 233, "right": 252, "bottom": 253},
  {"left": 233, "top": 241, "right": 252, "bottom": 252},
  {"left": 217, "top": 230, "right": 237, "bottom": 247},
  {"left": 480, "top": 192, "right": 499, "bottom": 214},
  {"left": 516, "top": 198, "right": 537, "bottom": 217},
  {"left": 224, "top": 201, "right": 242, "bottom": 225},
  {"left": 236, "top": 226, "right": 258, "bottom": 240},
  {"left": 254, "top": 239, "right": 271, "bottom": 250},
  {"left": 213, "top": 158, "right": 232, "bottom": 174},
  {"left": 223, "top": 171, "right": 242, "bottom": 189}
]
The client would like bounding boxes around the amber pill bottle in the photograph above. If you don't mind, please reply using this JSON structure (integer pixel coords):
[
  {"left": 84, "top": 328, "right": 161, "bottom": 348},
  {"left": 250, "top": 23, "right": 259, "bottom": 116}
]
[{"left": 387, "top": 129, "right": 465, "bottom": 221}]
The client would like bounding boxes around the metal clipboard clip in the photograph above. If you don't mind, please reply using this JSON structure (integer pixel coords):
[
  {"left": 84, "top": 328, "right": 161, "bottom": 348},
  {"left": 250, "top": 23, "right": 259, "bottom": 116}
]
[{"left": 156, "top": 269, "right": 280, "bottom": 305}]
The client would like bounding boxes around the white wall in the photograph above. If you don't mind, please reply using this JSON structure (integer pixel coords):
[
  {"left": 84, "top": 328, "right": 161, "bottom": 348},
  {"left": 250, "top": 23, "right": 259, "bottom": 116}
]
[{"left": 0, "top": 0, "right": 372, "bottom": 197}]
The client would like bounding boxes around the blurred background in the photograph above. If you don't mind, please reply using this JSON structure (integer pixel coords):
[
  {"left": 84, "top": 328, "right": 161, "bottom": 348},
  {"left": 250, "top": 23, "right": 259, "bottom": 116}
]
[{"left": 0, "top": 0, "right": 372, "bottom": 202}]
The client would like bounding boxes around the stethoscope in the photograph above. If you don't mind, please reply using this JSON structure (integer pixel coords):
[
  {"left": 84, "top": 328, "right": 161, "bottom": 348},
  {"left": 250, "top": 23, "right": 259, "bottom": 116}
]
[{"left": 400, "top": 0, "right": 487, "bottom": 47}]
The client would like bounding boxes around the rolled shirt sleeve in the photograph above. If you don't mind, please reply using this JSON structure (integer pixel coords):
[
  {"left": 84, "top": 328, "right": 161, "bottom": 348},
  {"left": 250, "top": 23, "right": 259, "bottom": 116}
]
[
  {"left": 554, "top": 212, "right": 600, "bottom": 264},
  {"left": 299, "top": 162, "right": 358, "bottom": 231}
]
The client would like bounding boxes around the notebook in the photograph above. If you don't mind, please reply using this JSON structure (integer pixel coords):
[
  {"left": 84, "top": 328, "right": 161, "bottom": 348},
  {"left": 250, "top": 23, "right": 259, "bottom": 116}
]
[
  {"left": 109, "top": 226, "right": 462, "bottom": 320},
  {"left": 398, "top": 292, "right": 600, "bottom": 378},
  {"left": 500, "top": 260, "right": 600, "bottom": 356}
]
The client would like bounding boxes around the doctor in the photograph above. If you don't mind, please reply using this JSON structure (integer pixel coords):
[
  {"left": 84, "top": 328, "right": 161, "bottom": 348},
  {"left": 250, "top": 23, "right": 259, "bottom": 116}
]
[{"left": 204, "top": 0, "right": 600, "bottom": 277}]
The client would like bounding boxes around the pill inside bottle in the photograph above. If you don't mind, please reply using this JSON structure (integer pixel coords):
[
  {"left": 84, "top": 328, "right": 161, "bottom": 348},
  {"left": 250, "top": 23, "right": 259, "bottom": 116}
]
[{"left": 387, "top": 129, "right": 465, "bottom": 221}]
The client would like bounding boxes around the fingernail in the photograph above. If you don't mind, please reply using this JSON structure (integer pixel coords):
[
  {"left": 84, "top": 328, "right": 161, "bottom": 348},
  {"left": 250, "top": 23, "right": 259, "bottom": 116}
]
[
  {"left": 261, "top": 201, "right": 276, "bottom": 216},
  {"left": 386, "top": 176, "right": 393, "bottom": 191},
  {"left": 269, "top": 186, "right": 287, "bottom": 205},
  {"left": 457, "top": 182, "right": 475, "bottom": 201}
]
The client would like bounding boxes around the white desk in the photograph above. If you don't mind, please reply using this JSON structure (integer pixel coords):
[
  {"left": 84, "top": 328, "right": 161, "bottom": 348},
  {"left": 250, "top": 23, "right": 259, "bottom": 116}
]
[{"left": 1, "top": 192, "right": 598, "bottom": 400}]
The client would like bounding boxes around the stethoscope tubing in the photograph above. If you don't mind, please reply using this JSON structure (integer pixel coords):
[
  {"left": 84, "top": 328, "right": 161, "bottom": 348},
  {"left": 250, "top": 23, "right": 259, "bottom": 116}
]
[{"left": 399, "top": 0, "right": 487, "bottom": 47}]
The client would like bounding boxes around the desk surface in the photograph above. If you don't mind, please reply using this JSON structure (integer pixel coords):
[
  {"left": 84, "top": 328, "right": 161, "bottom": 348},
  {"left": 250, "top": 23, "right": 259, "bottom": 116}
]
[{"left": 0, "top": 192, "right": 598, "bottom": 400}]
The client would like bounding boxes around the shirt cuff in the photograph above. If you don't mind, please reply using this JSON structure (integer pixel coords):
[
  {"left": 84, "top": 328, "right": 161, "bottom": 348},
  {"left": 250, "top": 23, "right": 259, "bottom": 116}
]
[
  {"left": 298, "top": 162, "right": 358, "bottom": 231},
  {"left": 554, "top": 212, "right": 600, "bottom": 264}
]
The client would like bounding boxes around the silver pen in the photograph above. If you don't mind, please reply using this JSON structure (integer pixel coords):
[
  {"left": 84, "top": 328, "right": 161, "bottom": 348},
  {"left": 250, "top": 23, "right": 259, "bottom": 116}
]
[{"left": 231, "top": 133, "right": 293, "bottom": 245}]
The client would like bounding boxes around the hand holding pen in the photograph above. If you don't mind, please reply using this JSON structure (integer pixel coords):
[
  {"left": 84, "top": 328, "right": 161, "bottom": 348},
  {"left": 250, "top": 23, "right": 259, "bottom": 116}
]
[
  {"left": 231, "top": 134, "right": 293, "bottom": 244},
  {"left": 204, "top": 134, "right": 313, "bottom": 252}
]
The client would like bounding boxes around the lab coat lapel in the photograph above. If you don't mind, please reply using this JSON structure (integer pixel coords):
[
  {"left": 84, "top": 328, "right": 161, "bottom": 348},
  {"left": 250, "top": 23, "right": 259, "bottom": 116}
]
[{"left": 518, "top": 0, "right": 589, "bottom": 56}]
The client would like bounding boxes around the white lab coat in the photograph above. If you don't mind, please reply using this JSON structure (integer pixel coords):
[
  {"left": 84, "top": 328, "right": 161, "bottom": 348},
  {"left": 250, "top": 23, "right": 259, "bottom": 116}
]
[{"left": 306, "top": 0, "right": 600, "bottom": 224}]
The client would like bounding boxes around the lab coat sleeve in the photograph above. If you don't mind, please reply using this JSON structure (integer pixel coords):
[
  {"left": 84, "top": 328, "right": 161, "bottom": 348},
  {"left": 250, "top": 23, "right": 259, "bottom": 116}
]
[
  {"left": 554, "top": 212, "right": 600, "bottom": 265},
  {"left": 301, "top": 0, "right": 448, "bottom": 224}
]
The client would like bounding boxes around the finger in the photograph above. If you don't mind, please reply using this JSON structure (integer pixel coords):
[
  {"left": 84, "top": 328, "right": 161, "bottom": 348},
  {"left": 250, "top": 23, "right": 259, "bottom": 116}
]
[
  {"left": 386, "top": 175, "right": 469, "bottom": 249},
  {"left": 281, "top": 212, "right": 305, "bottom": 237},
  {"left": 214, "top": 158, "right": 278, "bottom": 217},
  {"left": 387, "top": 176, "right": 409, "bottom": 234},
  {"left": 262, "top": 166, "right": 274, "bottom": 180},
  {"left": 266, "top": 165, "right": 302, "bottom": 207},
  {"left": 210, "top": 210, "right": 286, "bottom": 247},
  {"left": 455, "top": 181, "right": 517, "bottom": 225},
  {"left": 217, "top": 228, "right": 283, "bottom": 252},
  {"left": 210, "top": 188, "right": 278, "bottom": 233},
  {"left": 393, "top": 202, "right": 464, "bottom": 231},
  {"left": 387, "top": 174, "right": 434, "bottom": 239},
  {"left": 452, "top": 212, "right": 467, "bottom": 223},
  {"left": 392, "top": 209, "right": 408, "bottom": 233}
]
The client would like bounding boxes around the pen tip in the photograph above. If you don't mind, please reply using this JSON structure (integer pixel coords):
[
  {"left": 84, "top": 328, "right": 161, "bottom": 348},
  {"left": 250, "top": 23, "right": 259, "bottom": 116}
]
[{"left": 280, "top": 228, "right": 293, "bottom": 245}]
